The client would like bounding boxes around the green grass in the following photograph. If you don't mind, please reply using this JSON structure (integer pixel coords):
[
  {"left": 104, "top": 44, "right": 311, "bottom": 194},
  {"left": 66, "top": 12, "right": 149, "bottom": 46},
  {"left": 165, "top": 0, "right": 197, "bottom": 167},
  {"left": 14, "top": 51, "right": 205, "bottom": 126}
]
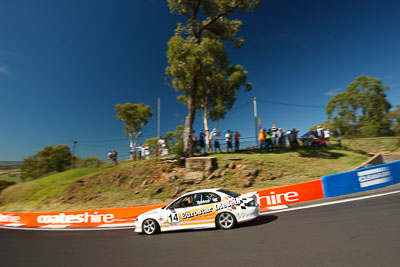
[
  {"left": 330, "top": 136, "right": 400, "bottom": 153},
  {"left": 208, "top": 148, "right": 369, "bottom": 191},
  {"left": 0, "top": 165, "right": 109, "bottom": 212}
]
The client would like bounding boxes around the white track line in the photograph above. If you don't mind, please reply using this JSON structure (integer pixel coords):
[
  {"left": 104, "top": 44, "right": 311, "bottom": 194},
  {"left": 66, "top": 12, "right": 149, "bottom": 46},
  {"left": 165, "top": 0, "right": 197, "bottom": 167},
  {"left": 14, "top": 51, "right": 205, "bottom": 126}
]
[{"left": 260, "top": 190, "right": 400, "bottom": 215}]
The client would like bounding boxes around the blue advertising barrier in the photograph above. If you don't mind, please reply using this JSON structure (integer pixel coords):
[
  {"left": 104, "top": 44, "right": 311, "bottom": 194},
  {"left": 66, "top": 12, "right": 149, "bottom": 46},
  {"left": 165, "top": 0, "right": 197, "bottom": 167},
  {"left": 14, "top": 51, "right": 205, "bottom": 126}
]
[{"left": 322, "top": 161, "right": 400, "bottom": 198}]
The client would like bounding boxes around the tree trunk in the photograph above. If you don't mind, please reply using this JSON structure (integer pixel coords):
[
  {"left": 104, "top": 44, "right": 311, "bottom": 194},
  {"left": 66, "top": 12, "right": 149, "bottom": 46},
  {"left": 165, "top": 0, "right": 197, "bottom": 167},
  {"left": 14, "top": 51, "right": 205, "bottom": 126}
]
[
  {"left": 183, "top": 94, "right": 196, "bottom": 158},
  {"left": 129, "top": 133, "right": 134, "bottom": 160},
  {"left": 201, "top": 107, "right": 212, "bottom": 152},
  {"left": 183, "top": 64, "right": 201, "bottom": 158}
]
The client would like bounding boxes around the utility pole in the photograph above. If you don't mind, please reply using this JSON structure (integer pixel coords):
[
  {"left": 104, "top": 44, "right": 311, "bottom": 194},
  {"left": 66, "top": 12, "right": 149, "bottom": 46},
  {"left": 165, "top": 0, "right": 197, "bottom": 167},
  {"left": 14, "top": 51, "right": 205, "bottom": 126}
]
[
  {"left": 156, "top": 98, "right": 161, "bottom": 157},
  {"left": 157, "top": 98, "right": 161, "bottom": 138},
  {"left": 251, "top": 97, "right": 258, "bottom": 146},
  {"left": 71, "top": 140, "right": 78, "bottom": 168}
]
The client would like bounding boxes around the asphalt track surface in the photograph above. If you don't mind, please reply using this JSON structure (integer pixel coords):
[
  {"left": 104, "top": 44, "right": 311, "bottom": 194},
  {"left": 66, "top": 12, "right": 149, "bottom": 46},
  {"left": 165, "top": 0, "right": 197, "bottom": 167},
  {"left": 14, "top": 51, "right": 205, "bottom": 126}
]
[{"left": 1, "top": 192, "right": 399, "bottom": 267}]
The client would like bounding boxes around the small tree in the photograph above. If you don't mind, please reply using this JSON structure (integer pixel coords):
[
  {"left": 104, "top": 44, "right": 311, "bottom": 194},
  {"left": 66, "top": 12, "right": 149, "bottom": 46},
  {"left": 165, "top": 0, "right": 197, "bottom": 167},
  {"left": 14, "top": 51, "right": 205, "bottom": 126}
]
[
  {"left": 115, "top": 103, "right": 153, "bottom": 159},
  {"left": 21, "top": 145, "right": 72, "bottom": 181},
  {"left": 165, "top": 125, "right": 184, "bottom": 157}
]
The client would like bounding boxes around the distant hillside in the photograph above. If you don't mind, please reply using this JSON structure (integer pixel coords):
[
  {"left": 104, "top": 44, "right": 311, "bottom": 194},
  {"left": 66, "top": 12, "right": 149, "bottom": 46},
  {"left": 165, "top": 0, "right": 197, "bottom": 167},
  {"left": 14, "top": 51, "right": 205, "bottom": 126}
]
[{"left": 0, "top": 161, "right": 21, "bottom": 170}]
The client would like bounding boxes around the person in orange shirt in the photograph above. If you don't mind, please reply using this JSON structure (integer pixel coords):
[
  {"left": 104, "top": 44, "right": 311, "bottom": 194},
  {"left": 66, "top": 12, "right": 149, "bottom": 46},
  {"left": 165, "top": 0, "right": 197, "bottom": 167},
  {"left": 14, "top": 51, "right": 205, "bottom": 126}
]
[{"left": 259, "top": 128, "right": 266, "bottom": 149}]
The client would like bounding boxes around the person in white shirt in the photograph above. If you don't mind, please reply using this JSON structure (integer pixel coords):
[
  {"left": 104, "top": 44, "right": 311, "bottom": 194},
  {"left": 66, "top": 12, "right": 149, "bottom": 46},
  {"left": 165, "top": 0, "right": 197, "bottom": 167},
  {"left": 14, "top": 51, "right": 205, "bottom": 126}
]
[
  {"left": 225, "top": 130, "right": 233, "bottom": 152},
  {"left": 211, "top": 128, "right": 221, "bottom": 152},
  {"left": 324, "top": 129, "right": 330, "bottom": 140}
]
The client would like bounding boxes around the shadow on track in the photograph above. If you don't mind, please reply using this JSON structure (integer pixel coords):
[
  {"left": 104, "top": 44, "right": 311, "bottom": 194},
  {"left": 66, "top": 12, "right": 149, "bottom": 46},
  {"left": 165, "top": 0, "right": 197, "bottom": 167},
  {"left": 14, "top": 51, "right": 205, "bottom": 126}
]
[
  {"left": 139, "top": 215, "right": 278, "bottom": 237},
  {"left": 237, "top": 215, "right": 278, "bottom": 229}
]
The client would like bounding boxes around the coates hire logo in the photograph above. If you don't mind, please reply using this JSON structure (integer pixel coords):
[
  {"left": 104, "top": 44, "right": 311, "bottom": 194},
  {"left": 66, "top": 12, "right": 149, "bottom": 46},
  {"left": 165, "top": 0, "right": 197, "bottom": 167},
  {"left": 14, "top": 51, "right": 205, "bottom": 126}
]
[
  {"left": 357, "top": 166, "right": 392, "bottom": 188},
  {"left": 256, "top": 191, "right": 299, "bottom": 207},
  {"left": 37, "top": 212, "right": 114, "bottom": 224},
  {"left": 0, "top": 213, "right": 21, "bottom": 223}
]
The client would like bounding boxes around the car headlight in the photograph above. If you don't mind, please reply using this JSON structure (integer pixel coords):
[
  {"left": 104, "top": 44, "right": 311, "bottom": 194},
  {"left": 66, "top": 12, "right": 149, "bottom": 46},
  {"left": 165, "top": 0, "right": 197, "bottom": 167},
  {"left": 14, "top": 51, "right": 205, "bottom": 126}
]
[{"left": 245, "top": 199, "right": 256, "bottom": 207}]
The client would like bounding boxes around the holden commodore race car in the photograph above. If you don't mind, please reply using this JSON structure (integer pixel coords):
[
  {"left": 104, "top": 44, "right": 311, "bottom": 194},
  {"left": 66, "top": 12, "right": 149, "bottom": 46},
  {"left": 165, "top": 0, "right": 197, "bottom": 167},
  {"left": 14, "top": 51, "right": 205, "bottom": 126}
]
[{"left": 133, "top": 188, "right": 259, "bottom": 235}]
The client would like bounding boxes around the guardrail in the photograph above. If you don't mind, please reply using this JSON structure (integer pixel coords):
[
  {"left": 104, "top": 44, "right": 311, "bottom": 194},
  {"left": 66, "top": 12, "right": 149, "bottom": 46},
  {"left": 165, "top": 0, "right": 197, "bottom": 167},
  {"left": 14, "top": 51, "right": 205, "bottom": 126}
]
[{"left": 1, "top": 161, "right": 399, "bottom": 229}]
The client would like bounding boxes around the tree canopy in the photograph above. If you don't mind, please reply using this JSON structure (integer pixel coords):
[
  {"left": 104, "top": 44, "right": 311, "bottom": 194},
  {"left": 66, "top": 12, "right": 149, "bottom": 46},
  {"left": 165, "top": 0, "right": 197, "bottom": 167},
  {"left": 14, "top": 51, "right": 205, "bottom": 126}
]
[
  {"left": 387, "top": 104, "right": 400, "bottom": 135},
  {"left": 166, "top": 0, "right": 261, "bottom": 157},
  {"left": 21, "top": 145, "right": 72, "bottom": 181},
  {"left": 326, "top": 75, "right": 393, "bottom": 137}
]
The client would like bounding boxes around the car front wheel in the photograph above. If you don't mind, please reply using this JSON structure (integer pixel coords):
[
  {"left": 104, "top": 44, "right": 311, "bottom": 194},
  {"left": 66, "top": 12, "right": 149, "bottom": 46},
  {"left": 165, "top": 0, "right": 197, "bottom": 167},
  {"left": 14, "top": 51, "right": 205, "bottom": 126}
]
[
  {"left": 216, "top": 212, "right": 236, "bottom": 230},
  {"left": 142, "top": 218, "right": 160, "bottom": 235}
]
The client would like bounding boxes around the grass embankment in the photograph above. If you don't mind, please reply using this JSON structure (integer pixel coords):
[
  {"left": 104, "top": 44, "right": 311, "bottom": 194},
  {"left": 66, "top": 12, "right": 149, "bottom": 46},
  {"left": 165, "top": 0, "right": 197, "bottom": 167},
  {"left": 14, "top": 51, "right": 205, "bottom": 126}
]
[
  {"left": 330, "top": 136, "right": 400, "bottom": 154},
  {"left": 0, "top": 148, "right": 369, "bottom": 212}
]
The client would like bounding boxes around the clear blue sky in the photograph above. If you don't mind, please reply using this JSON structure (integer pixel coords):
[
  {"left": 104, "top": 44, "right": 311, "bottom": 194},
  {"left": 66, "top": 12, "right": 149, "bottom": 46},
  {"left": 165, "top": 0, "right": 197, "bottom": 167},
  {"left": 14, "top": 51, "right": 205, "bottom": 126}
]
[{"left": 1, "top": 0, "right": 399, "bottom": 161}]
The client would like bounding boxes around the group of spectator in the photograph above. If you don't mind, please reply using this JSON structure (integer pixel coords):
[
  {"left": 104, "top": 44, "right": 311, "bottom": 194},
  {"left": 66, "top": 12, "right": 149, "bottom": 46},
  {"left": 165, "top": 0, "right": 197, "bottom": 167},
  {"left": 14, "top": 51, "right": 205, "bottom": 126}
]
[
  {"left": 192, "top": 129, "right": 242, "bottom": 153},
  {"left": 258, "top": 126, "right": 300, "bottom": 151},
  {"left": 113, "top": 123, "right": 332, "bottom": 162},
  {"left": 133, "top": 144, "right": 151, "bottom": 160}
]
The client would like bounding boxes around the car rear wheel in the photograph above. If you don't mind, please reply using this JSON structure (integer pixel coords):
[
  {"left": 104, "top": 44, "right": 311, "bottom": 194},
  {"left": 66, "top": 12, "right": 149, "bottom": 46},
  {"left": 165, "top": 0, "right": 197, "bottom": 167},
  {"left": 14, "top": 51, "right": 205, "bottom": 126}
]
[
  {"left": 142, "top": 218, "right": 160, "bottom": 235},
  {"left": 216, "top": 212, "right": 236, "bottom": 230}
]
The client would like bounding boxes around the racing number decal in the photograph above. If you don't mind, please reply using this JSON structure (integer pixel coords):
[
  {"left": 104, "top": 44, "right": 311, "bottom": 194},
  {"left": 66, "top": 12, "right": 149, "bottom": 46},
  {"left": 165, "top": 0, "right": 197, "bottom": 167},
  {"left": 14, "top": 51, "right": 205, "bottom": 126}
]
[{"left": 168, "top": 213, "right": 179, "bottom": 223}]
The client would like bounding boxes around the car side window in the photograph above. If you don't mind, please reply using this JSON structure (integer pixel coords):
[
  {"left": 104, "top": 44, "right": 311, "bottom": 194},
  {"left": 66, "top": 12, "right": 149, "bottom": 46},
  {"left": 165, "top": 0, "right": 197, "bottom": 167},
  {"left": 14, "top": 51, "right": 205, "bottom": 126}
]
[
  {"left": 200, "top": 192, "right": 220, "bottom": 204},
  {"left": 169, "top": 194, "right": 196, "bottom": 209}
]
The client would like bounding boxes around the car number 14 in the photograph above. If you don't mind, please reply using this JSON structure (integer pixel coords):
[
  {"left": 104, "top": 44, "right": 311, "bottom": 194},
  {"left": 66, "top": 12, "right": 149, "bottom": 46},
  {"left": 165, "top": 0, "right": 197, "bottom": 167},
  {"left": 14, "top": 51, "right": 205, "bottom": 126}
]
[{"left": 168, "top": 213, "right": 179, "bottom": 223}]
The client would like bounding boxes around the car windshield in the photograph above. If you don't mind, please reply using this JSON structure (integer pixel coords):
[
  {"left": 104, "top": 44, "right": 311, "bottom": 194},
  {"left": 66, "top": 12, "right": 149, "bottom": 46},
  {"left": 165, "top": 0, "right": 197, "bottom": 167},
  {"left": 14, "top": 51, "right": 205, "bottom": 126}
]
[{"left": 217, "top": 189, "right": 240, "bottom": 198}]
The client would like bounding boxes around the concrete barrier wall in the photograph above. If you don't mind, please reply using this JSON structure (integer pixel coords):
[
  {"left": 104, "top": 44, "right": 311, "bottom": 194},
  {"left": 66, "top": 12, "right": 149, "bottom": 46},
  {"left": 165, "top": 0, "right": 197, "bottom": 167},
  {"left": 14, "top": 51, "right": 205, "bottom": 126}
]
[{"left": 322, "top": 161, "right": 400, "bottom": 198}]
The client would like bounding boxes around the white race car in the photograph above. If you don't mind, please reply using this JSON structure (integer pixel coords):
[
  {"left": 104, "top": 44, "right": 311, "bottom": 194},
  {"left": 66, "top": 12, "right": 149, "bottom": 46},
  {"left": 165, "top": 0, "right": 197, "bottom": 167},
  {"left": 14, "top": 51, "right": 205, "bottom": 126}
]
[{"left": 133, "top": 188, "right": 259, "bottom": 235}]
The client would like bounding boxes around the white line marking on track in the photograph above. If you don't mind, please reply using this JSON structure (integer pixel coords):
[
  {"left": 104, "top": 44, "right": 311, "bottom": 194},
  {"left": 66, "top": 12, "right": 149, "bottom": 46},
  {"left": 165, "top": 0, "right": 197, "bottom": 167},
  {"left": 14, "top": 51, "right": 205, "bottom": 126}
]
[
  {"left": 97, "top": 223, "right": 135, "bottom": 228},
  {"left": 260, "top": 190, "right": 400, "bottom": 215},
  {"left": 40, "top": 225, "right": 70, "bottom": 229},
  {"left": 266, "top": 205, "right": 288, "bottom": 210},
  {"left": 4, "top": 223, "right": 25, "bottom": 227}
]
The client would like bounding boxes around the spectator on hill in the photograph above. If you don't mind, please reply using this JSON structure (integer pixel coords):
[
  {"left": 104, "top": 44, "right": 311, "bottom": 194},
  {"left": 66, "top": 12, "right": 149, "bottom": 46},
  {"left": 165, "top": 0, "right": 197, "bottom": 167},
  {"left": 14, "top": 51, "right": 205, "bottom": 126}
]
[
  {"left": 265, "top": 129, "right": 273, "bottom": 152},
  {"left": 277, "top": 128, "right": 284, "bottom": 148},
  {"left": 288, "top": 128, "right": 299, "bottom": 149},
  {"left": 144, "top": 145, "right": 150, "bottom": 160},
  {"left": 136, "top": 144, "right": 143, "bottom": 160},
  {"left": 259, "top": 128, "right": 266, "bottom": 149},
  {"left": 271, "top": 122, "right": 277, "bottom": 147},
  {"left": 111, "top": 149, "right": 118, "bottom": 165},
  {"left": 324, "top": 128, "right": 330, "bottom": 140},
  {"left": 157, "top": 137, "right": 167, "bottom": 156},
  {"left": 234, "top": 131, "right": 241, "bottom": 152},
  {"left": 211, "top": 128, "right": 221, "bottom": 153},
  {"left": 199, "top": 129, "right": 206, "bottom": 153},
  {"left": 317, "top": 125, "right": 324, "bottom": 138},
  {"left": 225, "top": 130, "right": 233, "bottom": 152}
]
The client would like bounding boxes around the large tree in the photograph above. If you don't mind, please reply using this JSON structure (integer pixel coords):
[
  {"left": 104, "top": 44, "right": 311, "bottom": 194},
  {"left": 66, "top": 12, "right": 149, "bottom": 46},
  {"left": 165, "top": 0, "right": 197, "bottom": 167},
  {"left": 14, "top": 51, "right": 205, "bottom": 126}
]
[
  {"left": 166, "top": 0, "right": 261, "bottom": 157},
  {"left": 115, "top": 103, "right": 153, "bottom": 159},
  {"left": 326, "top": 75, "right": 392, "bottom": 137}
]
